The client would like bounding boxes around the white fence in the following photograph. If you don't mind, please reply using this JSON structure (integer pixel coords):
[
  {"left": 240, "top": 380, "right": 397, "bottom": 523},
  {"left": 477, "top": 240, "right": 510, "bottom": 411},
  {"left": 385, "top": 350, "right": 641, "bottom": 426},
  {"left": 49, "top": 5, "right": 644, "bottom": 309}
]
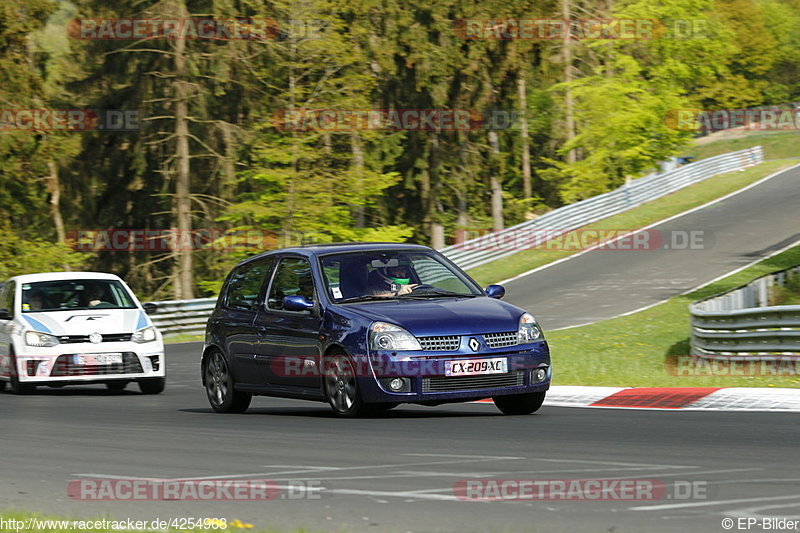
[
  {"left": 690, "top": 265, "right": 800, "bottom": 357},
  {"left": 440, "top": 147, "right": 763, "bottom": 270}
]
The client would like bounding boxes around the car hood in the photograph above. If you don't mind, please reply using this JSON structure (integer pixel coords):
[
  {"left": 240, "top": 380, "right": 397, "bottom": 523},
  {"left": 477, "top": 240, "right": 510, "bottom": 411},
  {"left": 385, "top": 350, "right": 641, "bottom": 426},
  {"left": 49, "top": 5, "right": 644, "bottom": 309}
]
[
  {"left": 19, "top": 308, "right": 149, "bottom": 336},
  {"left": 342, "top": 297, "right": 525, "bottom": 336}
]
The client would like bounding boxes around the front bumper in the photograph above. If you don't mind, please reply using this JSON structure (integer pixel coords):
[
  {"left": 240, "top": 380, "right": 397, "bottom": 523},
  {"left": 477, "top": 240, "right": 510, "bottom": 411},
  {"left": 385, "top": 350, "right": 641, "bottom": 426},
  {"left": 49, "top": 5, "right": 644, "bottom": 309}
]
[
  {"left": 8, "top": 342, "right": 165, "bottom": 384},
  {"left": 358, "top": 341, "right": 551, "bottom": 403}
]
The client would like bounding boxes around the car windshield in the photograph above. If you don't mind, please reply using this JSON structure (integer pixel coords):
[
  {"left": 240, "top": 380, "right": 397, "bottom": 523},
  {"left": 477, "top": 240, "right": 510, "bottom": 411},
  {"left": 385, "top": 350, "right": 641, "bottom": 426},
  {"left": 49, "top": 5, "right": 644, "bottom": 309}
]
[
  {"left": 319, "top": 250, "right": 483, "bottom": 302},
  {"left": 21, "top": 279, "right": 137, "bottom": 313}
]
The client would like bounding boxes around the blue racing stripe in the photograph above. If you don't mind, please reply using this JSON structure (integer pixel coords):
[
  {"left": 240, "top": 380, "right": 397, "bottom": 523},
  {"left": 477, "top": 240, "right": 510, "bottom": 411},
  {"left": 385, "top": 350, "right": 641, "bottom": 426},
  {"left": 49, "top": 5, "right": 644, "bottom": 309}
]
[
  {"left": 136, "top": 311, "right": 148, "bottom": 330},
  {"left": 23, "top": 315, "right": 52, "bottom": 334}
]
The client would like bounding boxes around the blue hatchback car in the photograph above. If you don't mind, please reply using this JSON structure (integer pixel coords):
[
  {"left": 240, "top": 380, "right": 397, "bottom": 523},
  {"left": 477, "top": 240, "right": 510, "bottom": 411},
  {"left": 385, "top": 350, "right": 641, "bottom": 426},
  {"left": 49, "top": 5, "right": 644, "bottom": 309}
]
[{"left": 202, "top": 243, "right": 551, "bottom": 417}]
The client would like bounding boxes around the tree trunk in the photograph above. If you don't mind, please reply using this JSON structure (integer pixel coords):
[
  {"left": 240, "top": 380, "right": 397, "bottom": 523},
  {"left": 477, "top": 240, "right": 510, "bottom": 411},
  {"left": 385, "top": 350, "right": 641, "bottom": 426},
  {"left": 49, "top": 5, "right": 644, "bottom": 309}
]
[
  {"left": 351, "top": 132, "right": 366, "bottom": 228},
  {"left": 562, "top": 0, "right": 577, "bottom": 164},
  {"left": 488, "top": 131, "right": 504, "bottom": 232},
  {"left": 517, "top": 74, "right": 532, "bottom": 200},
  {"left": 45, "top": 160, "right": 66, "bottom": 244},
  {"left": 173, "top": 0, "right": 193, "bottom": 299}
]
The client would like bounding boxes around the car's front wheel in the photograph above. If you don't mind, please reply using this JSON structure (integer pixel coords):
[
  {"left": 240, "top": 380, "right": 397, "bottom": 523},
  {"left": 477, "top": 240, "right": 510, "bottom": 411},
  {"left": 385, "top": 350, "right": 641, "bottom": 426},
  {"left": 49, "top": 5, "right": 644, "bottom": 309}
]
[
  {"left": 323, "top": 353, "right": 368, "bottom": 418},
  {"left": 493, "top": 391, "right": 546, "bottom": 415},
  {"left": 204, "top": 351, "right": 251, "bottom": 413},
  {"left": 138, "top": 377, "right": 165, "bottom": 394},
  {"left": 106, "top": 381, "right": 128, "bottom": 392},
  {"left": 8, "top": 355, "right": 34, "bottom": 395}
]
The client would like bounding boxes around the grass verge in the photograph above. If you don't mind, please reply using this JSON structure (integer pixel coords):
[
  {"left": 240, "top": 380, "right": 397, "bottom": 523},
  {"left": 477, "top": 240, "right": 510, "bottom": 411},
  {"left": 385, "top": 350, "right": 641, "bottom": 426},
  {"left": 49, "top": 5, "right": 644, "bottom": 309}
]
[
  {"left": 545, "top": 244, "right": 800, "bottom": 388},
  {"left": 467, "top": 159, "right": 797, "bottom": 287},
  {"left": 163, "top": 332, "right": 204, "bottom": 344},
  {"left": 688, "top": 131, "right": 800, "bottom": 160}
]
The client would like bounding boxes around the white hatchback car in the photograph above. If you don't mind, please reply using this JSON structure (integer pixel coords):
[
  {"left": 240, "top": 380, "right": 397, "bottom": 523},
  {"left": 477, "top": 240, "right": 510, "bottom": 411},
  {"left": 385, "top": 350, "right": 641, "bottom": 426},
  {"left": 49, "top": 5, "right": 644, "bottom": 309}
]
[{"left": 0, "top": 272, "right": 165, "bottom": 394}]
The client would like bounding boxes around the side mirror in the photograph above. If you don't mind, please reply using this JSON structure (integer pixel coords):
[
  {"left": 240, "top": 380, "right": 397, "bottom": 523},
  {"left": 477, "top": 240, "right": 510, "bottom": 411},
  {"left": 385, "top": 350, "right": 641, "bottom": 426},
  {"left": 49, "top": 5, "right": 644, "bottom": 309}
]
[
  {"left": 283, "top": 295, "right": 314, "bottom": 312},
  {"left": 142, "top": 303, "right": 158, "bottom": 315},
  {"left": 485, "top": 285, "right": 506, "bottom": 299},
  {"left": 0, "top": 308, "right": 11, "bottom": 320}
]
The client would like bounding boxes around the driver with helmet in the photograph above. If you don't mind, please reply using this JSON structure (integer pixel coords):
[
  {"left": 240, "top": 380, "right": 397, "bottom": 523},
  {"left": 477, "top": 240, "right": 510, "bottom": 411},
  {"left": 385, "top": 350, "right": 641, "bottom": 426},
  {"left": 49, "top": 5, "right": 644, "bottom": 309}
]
[{"left": 368, "top": 257, "right": 418, "bottom": 296}]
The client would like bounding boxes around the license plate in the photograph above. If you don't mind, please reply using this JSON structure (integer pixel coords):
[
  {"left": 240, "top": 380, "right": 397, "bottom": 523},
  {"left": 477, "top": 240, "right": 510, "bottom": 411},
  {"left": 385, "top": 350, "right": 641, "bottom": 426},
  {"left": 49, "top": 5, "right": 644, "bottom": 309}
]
[
  {"left": 445, "top": 357, "right": 507, "bottom": 377},
  {"left": 73, "top": 353, "right": 123, "bottom": 365}
]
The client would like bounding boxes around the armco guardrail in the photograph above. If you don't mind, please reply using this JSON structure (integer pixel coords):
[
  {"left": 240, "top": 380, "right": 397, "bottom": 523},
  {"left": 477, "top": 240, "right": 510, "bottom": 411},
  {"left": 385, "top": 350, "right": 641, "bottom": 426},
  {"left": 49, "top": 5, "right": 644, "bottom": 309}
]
[
  {"left": 440, "top": 146, "right": 764, "bottom": 271},
  {"left": 147, "top": 297, "right": 217, "bottom": 336},
  {"left": 690, "top": 265, "right": 800, "bottom": 357},
  {"left": 145, "top": 147, "right": 765, "bottom": 337}
]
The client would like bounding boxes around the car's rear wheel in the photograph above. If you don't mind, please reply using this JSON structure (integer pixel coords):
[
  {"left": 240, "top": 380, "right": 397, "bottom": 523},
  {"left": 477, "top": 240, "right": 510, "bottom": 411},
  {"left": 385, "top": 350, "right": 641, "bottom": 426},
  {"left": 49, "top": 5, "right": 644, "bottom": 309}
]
[
  {"left": 204, "top": 351, "right": 251, "bottom": 413},
  {"left": 138, "top": 377, "right": 165, "bottom": 395},
  {"left": 0, "top": 380, "right": 6, "bottom": 392},
  {"left": 106, "top": 381, "right": 128, "bottom": 392},
  {"left": 323, "top": 353, "right": 368, "bottom": 418},
  {"left": 493, "top": 391, "right": 546, "bottom": 415}
]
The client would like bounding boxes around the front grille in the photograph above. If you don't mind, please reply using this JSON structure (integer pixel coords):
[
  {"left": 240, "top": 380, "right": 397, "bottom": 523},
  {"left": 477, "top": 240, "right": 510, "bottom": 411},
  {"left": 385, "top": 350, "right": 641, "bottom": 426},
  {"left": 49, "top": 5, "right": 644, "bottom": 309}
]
[
  {"left": 58, "top": 333, "right": 133, "bottom": 344},
  {"left": 483, "top": 331, "right": 518, "bottom": 349},
  {"left": 422, "top": 371, "right": 524, "bottom": 392},
  {"left": 418, "top": 335, "right": 460, "bottom": 351},
  {"left": 50, "top": 352, "right": 143, "bottom": 376}
]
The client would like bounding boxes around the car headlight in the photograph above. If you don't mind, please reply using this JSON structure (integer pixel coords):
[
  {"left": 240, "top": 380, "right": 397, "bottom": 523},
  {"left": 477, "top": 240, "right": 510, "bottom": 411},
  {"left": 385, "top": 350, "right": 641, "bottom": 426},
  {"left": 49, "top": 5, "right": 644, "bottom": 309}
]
[
  {"left": 517, "top": 313, "right": 542, "bottom": 343},
  {"left": 369, "top": 322, "right": 421, "bottom": 351},
  {"left": 131, "top": 326, "right": 157, "bottom": 343},
  {"left": 25, "top": 331, "right": 60, "bottom": 347}
]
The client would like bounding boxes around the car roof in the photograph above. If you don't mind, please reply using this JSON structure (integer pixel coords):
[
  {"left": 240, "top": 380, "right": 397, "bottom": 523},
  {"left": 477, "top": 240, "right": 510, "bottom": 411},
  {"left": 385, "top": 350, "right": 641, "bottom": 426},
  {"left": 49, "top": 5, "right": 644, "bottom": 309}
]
[
  {"left": 240, "top": 242, "right": 433, "bottom": 265},
  {"left": 6, "top": 272, "right": 124, "bottom": 284}
]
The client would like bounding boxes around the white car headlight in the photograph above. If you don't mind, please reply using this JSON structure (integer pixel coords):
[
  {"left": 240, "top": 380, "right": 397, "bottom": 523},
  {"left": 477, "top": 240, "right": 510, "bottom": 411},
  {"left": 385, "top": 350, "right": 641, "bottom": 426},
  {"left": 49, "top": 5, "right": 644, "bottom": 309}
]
[
  {"left": 369, "top": 322, "right": 421, "bottom": 351},
  {"left": 517, "top": 313, "right": 542, "bottom": 343},
  {"left": 25, "top": 331, "right": 60, "bottom": 347},
  {"left": 132, "top": 326, "right": 157, "bottom": 343}
]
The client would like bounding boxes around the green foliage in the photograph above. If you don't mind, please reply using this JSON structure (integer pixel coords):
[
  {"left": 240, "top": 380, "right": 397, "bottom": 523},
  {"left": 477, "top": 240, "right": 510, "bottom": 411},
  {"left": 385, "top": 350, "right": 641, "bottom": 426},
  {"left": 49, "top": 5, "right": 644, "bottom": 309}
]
[
  {"left": 3, "top": 0, "right": 800, "bottom": 295},
  {"left": 0, "top": 221, "right": 86, "bottom": 279}
]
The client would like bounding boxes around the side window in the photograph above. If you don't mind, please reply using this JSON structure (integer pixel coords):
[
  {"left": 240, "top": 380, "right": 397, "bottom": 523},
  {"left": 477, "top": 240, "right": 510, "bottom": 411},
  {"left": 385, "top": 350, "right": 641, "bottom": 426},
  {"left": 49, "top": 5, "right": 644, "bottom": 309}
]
[
  {"left": 267, "top": 258, "right": 314, "bottom": 311},
  {"left": 224, "top": 258, "right": 274, "bottom": 311},
  {"left": 0, "top": 281, "right": 14, "bottom": 314}
]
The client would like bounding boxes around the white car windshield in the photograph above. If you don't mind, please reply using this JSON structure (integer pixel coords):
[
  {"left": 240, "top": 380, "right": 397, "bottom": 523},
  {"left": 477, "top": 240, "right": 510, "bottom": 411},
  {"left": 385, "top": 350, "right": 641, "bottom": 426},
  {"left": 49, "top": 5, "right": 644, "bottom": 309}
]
[
  {"left": 320, "top": 250, "right": 483, "bottom": 302},
  {"left": 21, "top": 279, "right": 137, "bottom": 313}
]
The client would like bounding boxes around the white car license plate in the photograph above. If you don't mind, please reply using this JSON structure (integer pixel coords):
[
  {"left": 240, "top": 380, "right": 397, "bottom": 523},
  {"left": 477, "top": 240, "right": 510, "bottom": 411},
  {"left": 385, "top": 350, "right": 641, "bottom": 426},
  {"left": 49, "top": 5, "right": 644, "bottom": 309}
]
[
  {"left": 445, "top": 357, "right": 508, "bottom": 377},
  {"left": 73, "top": 353, "right": 123, "bottom": 365}
]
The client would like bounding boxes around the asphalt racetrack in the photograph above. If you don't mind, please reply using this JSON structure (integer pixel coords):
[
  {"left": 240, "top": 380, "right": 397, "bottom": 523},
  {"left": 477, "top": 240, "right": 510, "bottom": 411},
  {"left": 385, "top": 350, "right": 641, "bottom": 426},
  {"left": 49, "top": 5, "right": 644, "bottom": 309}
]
[
  {"left": 2, "top": 343, "right": 799, "bottom": 533},
  {"left": 504, "top": 163, "right": 800, "bottom": 330},
  {"left": 4, "top": 165, "right": 800, "bottom": 532}
]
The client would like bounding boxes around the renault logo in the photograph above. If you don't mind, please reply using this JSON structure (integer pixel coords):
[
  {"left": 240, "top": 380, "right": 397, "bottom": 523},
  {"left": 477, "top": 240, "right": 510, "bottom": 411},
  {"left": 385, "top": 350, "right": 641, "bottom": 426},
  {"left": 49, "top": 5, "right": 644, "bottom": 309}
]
[{"left": 468, "top": 337, "right": 480, "bottom": 352}]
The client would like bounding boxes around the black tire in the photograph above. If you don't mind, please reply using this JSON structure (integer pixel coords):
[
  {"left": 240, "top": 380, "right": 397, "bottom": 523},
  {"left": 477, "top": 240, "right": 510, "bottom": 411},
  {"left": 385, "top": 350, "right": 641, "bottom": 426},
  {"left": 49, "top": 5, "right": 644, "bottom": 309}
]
[
  {"left": 493, "top": 391, "right": 546, "bottom": 415},
  {"left": 204, "top": 351, "right": 251, "bottom": 413},
  {"left": 323, "top": 352, "right": 368, "bottom": 418},
  {"left": 8, "top": 355, "right": 34, "bottom": 395},
  {"left": 138, "top": 377, "right": 165, "bottom": 395},
  {"left": 0, "top": 380, "right": 6, "bottom": 392},
  {"left": 106, "top": 381, "right": 128, "bottom": 392}
]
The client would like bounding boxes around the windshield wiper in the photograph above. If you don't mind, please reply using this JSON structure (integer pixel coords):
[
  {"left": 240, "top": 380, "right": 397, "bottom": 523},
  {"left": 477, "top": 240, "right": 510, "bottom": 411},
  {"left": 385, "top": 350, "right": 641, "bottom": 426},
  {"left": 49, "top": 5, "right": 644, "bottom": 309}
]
[
  {"left": 336, "top": 295, "right": 393, "bottom": 304},
  {"left": 398, "top": 290, "right": 479, "bottom": 299}
]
